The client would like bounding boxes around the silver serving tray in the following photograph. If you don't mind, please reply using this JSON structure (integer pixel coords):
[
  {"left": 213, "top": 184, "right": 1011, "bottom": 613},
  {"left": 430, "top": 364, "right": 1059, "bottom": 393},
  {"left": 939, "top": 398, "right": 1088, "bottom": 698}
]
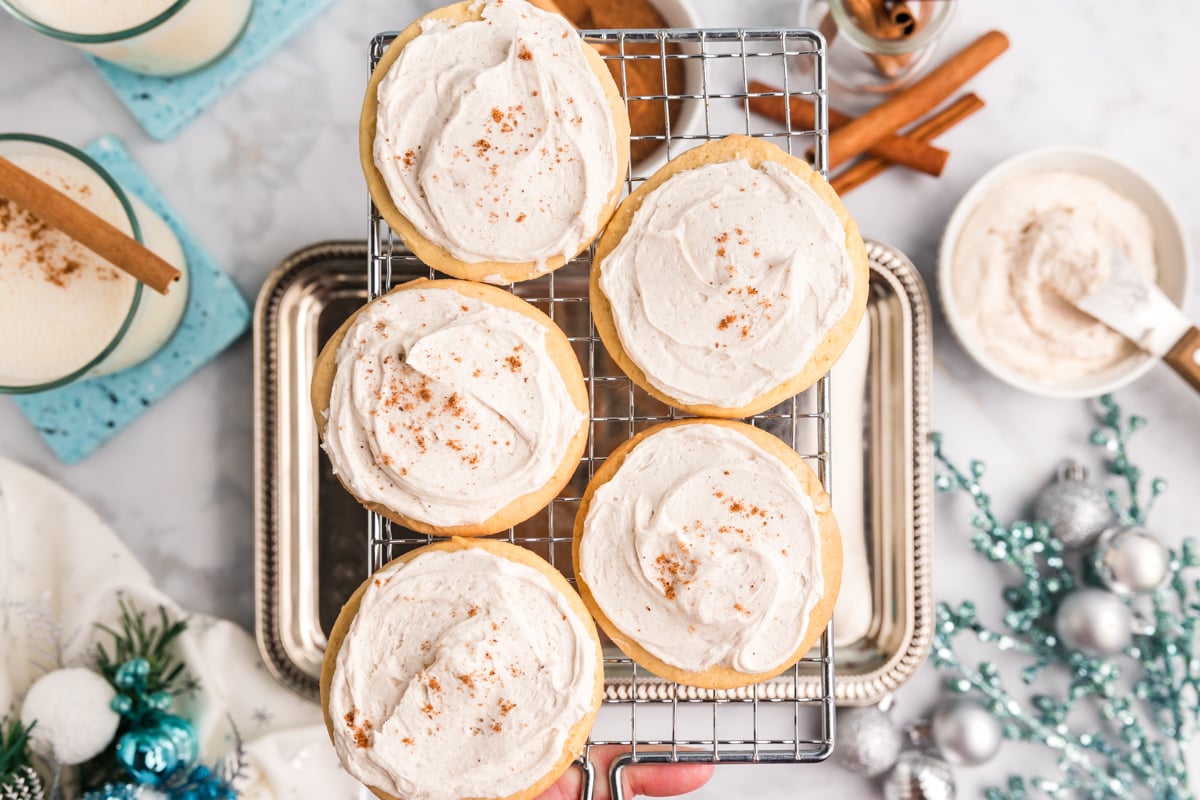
[{"left": 254, "top": 240, "right": 932, "bottom": 706}]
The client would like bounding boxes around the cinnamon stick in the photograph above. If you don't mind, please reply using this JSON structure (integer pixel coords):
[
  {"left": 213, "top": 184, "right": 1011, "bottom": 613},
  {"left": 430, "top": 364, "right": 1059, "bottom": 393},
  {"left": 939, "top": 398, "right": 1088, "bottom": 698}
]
[
  {"left": 844, "top": 0, "right": 913, "bottom": 39},
  {"left": 826, "top": 30, "right": 1009, "bottom": 168},
  {"left": 885, "top": 1, "right": 918, "bottom": 36},
  {"left": 841, "top": 0, "right": 917, "bottom": 76},
  {"left": 831, "top": 93, "right": 985, "bottom": 194},
  {"left": 747, "top": 80, "right": 949, "bottom": 177},
  {"left": 0, "top": 157, "right": 180, "bottom": 295}
]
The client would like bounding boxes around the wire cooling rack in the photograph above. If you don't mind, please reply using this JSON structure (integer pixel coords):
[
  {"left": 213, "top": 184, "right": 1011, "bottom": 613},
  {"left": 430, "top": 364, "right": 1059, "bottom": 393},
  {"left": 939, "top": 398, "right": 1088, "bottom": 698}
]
[{"left": 366, "top": 26, "right": 834, "bottom": 798}]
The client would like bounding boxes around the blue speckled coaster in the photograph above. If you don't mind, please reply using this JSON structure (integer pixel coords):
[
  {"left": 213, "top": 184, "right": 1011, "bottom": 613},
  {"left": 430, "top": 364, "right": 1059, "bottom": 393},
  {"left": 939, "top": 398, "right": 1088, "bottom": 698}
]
[
  {"left": 89, "top": 0, "right": 336, "bottom": 141},
  {"left": 12, "top": 136, "right": 250, "bottom": 464}
]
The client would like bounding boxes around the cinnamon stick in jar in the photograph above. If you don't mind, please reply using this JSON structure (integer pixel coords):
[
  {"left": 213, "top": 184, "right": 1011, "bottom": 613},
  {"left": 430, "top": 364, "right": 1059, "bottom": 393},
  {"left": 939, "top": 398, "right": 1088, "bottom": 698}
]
[
  {"left": 746, "top": 81, "right": 949, "bottom": 177},
  {"left": 840, "top": 0, "right": 919, "bottom": 77},
  {"left": 826, "top": 30, "right": 1009, "bottom": 168}
]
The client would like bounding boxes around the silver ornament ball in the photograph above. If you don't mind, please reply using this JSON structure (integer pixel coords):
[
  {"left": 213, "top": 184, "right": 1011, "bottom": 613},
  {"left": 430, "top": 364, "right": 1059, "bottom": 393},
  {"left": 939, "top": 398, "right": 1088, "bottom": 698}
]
[
  {"left": 1054, "top": 587, "right": 1132, "bottom": 657},
  {"left": 834, "top": 704, "right": 902, "bottom": 777},
  {"left": 883, "top": 751, "right": 957, "bottom": 800},
  {"left": 1034, "top": 462, "right": 1113, "bottom": 549},
  {"left": 1094, "top": 527, "right": 1170, "bottom": 596},
  {"left": 930, "top": 698, "right": 1003, "bottom": 766}
]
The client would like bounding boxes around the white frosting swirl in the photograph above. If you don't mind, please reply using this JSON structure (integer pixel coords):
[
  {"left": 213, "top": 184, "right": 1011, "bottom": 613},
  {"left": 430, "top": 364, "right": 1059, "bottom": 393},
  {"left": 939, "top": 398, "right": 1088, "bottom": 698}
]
[
  {"left": 329, "top": 547, "right": 598, "bottom": 800},
  {"left": 323, "top": 286, "right": 584, "bottom": 528},
  {"left": 952, "top": 170, "right": 1156, "bottom": 381},
  {"left": 374, "top": 0, "right": 619, "bottom": 269},
  {"left": 599, "top": 158, "right": 854, "bottom": 408},
  {"left": 579, "top": 423, "right": 825, "bottom": 674}
]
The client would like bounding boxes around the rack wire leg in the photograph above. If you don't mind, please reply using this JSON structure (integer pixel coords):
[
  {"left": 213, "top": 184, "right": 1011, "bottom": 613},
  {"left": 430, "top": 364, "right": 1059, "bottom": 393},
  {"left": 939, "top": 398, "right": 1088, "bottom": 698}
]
[
  {"left": 575, "top": 756, "right": 596, "bottom": 800},
  {"left": 608, "top": 753, "right": 633, "bottom": 800}
]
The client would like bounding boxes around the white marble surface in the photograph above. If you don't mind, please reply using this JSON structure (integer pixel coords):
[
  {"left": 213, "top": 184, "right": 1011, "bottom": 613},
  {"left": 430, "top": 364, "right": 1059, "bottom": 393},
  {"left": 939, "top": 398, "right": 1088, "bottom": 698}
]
[{"left": 2, "top": 1, "right": 1199, "bottom": 797}]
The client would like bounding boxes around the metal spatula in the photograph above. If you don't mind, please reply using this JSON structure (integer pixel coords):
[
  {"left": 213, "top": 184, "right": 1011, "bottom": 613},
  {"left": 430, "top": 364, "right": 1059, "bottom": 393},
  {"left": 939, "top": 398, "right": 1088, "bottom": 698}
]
[{"left": 1072, "top": 249, "right": 1200, "bottom": 392}]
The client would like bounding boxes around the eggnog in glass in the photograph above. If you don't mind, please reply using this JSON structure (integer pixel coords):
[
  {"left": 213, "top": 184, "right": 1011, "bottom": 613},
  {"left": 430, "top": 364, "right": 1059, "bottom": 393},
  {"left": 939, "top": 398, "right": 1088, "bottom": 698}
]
[
  {"left": 0, "top": 0, "right": 253, "bottom": 76},
  {"left": 0, "top": 135, "right": 189, "bottom": 394}
]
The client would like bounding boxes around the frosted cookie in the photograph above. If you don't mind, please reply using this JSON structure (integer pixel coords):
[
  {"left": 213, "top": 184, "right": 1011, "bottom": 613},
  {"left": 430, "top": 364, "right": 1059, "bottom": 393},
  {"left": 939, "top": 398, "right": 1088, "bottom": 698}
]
[
  {"left": 361, "top": 0, "right": 631, "bottom": 283},
  {"left": 321, "top": 538, "right": 604, "bottom": 800},
  {"left": 574, "top": 419, "right": 842, "bottom": 689},
  {"left": 591, "top": 135, "right": 869, "bottom": 417},
  {"left": 311, "top": 278, "right": 588, "bottom": 536}
]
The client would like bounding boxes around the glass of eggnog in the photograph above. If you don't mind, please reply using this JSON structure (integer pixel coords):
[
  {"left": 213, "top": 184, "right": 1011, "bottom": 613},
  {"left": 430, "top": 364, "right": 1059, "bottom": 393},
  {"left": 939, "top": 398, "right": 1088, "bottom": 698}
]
[
  {"left": 0, "top": 134, "right": 190, "bottom": 394},
  {"left": 0, "top": 0, "right": 253, "bottom": 76}
]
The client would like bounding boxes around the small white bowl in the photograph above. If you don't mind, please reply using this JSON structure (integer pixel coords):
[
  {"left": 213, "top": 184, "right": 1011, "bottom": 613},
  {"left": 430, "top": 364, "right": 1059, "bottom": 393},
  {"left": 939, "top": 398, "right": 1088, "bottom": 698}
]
[{"left": 938, "top": 146, "right": 1193, "bottom": 399}]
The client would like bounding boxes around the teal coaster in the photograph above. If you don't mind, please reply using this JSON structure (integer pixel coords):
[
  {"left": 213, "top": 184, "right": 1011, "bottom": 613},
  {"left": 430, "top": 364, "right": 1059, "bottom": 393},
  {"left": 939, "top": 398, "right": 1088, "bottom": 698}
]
[
  {"left": 12, "top": 136, "right": 251, "bottom": 464},
  {"left": 90, "top": 0, "right": 336, "bottom": 141}
]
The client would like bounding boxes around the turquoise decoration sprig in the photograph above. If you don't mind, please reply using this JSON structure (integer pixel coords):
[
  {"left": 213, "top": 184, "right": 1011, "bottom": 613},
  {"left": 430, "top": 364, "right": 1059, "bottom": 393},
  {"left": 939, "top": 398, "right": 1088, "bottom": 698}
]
[
  {"left": 95, "top": 598, "right": 197, "bottom": 700},
  {"left": 931, "top": 395, "right": 1198, "bottom": 800},
  {"left": 1090, "top": 394, "right": 1166, "bottom": 526},
  {"left": 82, "top": 601, "right": 200, "bottom": 791}
]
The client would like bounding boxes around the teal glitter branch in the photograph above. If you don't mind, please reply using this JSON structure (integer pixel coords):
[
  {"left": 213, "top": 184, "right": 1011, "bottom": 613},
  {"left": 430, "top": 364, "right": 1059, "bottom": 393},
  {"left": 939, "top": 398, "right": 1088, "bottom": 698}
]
[
  {"left": 931, "top": 395, "right": 1198, "bottom": 799},
  {"left": 1090, "top": 395, "right": 1166, "bottom": 526}
]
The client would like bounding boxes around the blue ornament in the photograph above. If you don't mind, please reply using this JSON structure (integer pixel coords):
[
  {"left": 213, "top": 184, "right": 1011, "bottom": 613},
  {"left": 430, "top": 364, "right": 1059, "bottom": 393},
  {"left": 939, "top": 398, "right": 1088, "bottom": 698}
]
[
  {"left": 111, "top": 694, "right": 135, "bottom": 716},
  {"left": 116, "top": 728, "right": 181, "bottom": 786},
  {"left": 169, "top": 764, "right": 237, "bottom": 800},
  {"left": 146, "top": 691, "right": 174, "bottom": 712},
  {"left": 155, "top": 714, "right": 199, "bottom": 768},
  {"left": 82, "top": 782, "right": 164, "bottom": 800},
  {"left": 115, "top": 658, "right": 151, "bottom": 691}
]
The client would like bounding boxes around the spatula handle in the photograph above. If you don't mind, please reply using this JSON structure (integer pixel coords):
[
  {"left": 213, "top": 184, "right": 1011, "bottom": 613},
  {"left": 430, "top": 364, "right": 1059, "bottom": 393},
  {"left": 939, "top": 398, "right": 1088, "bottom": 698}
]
[{"left": 1164, "top": 326, "right": 1200, "bottom": 393}]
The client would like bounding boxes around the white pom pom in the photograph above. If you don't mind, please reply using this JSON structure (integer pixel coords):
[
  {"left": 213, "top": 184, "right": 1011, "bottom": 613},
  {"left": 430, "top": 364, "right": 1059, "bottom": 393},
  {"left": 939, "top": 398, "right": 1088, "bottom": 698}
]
[{"left": 20, "top": 668, "right": 121, "bottom": 765}]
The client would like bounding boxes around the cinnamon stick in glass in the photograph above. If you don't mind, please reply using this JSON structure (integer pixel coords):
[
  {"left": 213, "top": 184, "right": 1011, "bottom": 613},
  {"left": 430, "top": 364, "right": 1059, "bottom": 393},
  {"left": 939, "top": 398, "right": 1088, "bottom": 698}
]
[
  {"left": 826, "top": 30, "right": 1009, "bottom": 168},
  {"left": 841, "top": 0, "right": 918, "bottom": 76},
  {"left": 0, "top": 156, "right": 180, "bottom": 295},
  {"left": 832, "top": 93, "right": 985, "bottom": 194},
  {"left": 747, "top": 80, "right": 949, "bottom": 177}
]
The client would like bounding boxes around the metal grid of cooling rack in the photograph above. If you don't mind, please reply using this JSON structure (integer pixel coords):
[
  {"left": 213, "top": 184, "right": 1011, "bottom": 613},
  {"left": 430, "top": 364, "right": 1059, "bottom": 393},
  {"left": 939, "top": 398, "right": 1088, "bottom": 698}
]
[{"left": 365, "top": 26, "right": 835, "bottom": 793}]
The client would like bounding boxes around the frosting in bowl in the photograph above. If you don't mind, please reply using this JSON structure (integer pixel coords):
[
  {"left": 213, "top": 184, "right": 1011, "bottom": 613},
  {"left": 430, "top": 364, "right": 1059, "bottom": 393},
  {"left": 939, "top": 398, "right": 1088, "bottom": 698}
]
[
  {"left": 373, "top": 0, "right": 619, "bottom": 269},
  {"left": 598, "top": 158, "right": 854, "bottom": 409},
  {"left": 952, "top": 170, "right": 1157, "bottom": 382},
  {"left": 579, "top": 423, "right": 825, "bottom": 674},
  {"left": 328, "top": 546, "right": 599, "bottom": 800},
  {"left": 322, "top": 285, "right": 585, "bottom": 528}
]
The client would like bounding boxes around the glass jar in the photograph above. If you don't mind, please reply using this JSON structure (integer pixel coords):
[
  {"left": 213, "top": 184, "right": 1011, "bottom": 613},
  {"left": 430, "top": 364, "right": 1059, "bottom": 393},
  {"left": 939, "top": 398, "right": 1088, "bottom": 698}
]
[
  {"left": 0, "top": 134, "right": 190, "bottom": 394},
  {"left": 0, "top": 0, "right": 253, "bottom": 76},
  {"left": 802, "top": 0, "right": 957, "bottom": 110}
]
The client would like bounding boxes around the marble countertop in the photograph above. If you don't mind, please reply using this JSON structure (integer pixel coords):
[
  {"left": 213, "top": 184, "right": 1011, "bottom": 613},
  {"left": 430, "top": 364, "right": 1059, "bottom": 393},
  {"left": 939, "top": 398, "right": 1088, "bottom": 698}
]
[{"left": 2, "top": 1, "right": 1198, "bottom": 797}]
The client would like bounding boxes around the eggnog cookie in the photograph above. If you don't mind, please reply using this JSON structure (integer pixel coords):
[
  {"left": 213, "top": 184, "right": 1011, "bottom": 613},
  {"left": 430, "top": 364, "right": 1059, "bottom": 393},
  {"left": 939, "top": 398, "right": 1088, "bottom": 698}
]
[
  {"left": 591, "top": 135, "right": 869, "bottom": 417},
  {"left": 362, "top": 0, "right": 631, "bottom": 284},
  {"left": 311, "top": 278, "right": 588, "bottom": 536},
  {"left": 322, "top": 538, "right": 604, "bottom": 800},
  {"left": 574, "top": 419, "right": 842, "bottom": 689}
]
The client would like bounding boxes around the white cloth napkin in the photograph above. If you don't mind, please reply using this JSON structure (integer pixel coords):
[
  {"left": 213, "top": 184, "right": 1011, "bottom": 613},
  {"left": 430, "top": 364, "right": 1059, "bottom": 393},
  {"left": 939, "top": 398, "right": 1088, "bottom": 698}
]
[{"left": 0, "top": 457, "right": 364, "bottom": 799}]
